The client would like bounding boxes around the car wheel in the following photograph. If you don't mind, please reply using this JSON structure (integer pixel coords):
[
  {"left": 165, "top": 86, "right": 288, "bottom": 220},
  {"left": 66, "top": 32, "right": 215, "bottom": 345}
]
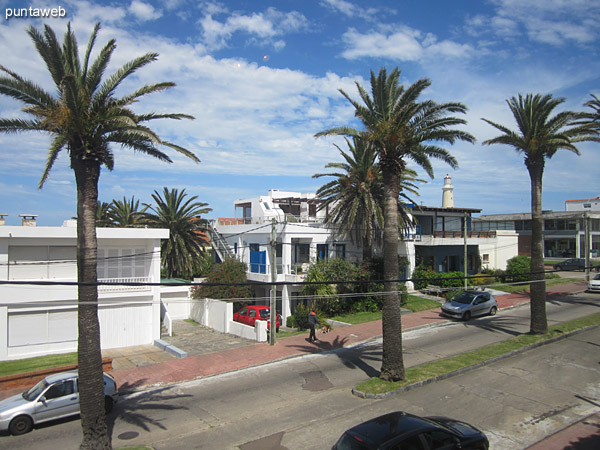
[
  {"left": 489, "top": 306, "right": 498, "bottom": 316},
  {"left": 463, "top": 311, "right": 471, "bottom": 321},
  {"left": 555, "top": 265, "right": 562, "bottom": 271},
  {"left": 9, "top": 415, "right": 33, "bottom": 435},
  {"left": 105, "top": 396, "right": 114, "bottom": 414}
]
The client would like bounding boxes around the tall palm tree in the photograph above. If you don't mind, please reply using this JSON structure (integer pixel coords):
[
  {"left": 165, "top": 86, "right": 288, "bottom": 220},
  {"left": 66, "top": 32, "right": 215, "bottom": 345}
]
[
  {"left": 313, "top": 135, "right": 423, "bottom": 260},
  {"left": 316, "top": 67, "right": 474, "bottom": 381},
  {"left": 313, "top": 136, "right": 383, "bottom": 260},
  {"left": 108, "top": 196, "right": 148, "bottom": 227},
  {"left": 0, "top": 23, "right": 197, "bottom": 449},
  {"left": 96, "top": 201, "right": 112, "bottom": 227},
  {"left": 584, "top": 94, "right": 600, "bottom": 126},
  {"left": 482, "top": 94, "right": 597, "bottom": 334},
  {"left": 144, "top": 187, "right": 212, "bottom": 278}
]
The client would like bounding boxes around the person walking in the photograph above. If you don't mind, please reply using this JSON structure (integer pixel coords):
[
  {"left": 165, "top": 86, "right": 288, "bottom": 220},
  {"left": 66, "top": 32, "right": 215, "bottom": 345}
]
[{"left": 307, "top": 309, "right": 319, "bottom": 342}]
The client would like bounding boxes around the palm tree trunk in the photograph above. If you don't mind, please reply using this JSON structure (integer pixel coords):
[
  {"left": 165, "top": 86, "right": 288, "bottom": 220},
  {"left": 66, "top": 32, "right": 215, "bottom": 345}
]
[
  {"left": 73, "top": 157, "right": 112, "bottom": 450},
  {"left": 528, "top": 161, "right": 548, "bottom": 335},
  {"left": 379, "top": 165, "right": 405, "bottom": 381}
]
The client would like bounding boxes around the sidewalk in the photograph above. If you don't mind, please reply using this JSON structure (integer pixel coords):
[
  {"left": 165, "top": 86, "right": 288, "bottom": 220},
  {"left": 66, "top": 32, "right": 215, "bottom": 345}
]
[{"left": 110, "top": 282, "right": 587, "bottom": 392}]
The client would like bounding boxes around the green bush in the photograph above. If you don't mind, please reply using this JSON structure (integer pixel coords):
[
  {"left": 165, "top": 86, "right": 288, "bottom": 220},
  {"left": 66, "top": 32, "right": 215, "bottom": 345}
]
[
  {"left": 191, "top": 258, "right": 253, "bottom": 300},
  {"left": 291, "top": 303, "right": 327, "bottom": 330},
  {"left": 412, "top": 267, "right": 465, "bottom": 290},
  {"left": 301, "top": 258, "right": 383, "bottom": 315},
  {"left": 506, "top": 255, "right": 531, "bottom": 283}
]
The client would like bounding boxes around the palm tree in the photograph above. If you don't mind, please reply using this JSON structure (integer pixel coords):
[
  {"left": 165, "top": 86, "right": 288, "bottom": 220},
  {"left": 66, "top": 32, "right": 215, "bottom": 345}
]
[
  {"left": 108, "top": 196, "right": 148, "bottom": 227},
  {"left": 96, "top": 201, "right": 112, "bottom": 227},
  {"left": 482, "top": 94, "right": 597, "bottom": 334},
  {"left": 316, "top": 67, "right": 474, "bottom": 381},
  {"left": 144, "top": 187, "right": 212, "bottom": 278},
  {"left": 313, "top": 135, "right": 423, "bottom": 260},
  {"left": 0, "top": 23, "right": 197, "bottom": 449},
  {"left": 584, "top": 94, "right": 600, "bottom": 126},
  {"left": 313, "top": 136, "right": 383, "bottom": 260}
]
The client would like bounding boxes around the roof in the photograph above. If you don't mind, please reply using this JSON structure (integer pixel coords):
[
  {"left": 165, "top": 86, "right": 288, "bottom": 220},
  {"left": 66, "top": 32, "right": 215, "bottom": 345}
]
[
  {"left": 411, "top": 205, "right": 482, "bottom": 214},
  {"left": 565, "top": 197, "right": 600, "bottom": 203}
]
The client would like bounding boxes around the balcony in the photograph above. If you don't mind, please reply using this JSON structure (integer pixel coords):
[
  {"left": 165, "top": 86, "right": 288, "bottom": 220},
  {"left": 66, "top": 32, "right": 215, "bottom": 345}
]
[{"left": 97, "top": 276, "right": 152, "bottom": 293}]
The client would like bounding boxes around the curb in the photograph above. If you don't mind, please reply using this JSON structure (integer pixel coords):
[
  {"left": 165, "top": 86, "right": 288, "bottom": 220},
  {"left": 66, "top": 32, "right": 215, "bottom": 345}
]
[
  {"left": 153, "top": 339, "right": 188, "bottom": 358},
  {"left": 352, "top": 322, "right": 600, "bottom": 399}
]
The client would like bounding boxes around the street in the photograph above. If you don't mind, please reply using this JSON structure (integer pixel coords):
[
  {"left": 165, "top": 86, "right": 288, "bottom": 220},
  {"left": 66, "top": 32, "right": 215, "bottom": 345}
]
[{"left": 1, "top": 292, "right": 598, "bottom": 449}]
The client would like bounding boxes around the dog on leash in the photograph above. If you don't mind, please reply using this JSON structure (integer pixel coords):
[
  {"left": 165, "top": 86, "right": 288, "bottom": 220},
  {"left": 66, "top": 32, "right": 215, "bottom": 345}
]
[{"left": 321, "top": 324, "right": 332, "bottom": 334}]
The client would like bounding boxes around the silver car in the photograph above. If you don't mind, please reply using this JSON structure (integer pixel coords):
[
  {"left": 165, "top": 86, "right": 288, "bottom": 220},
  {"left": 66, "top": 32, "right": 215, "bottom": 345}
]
[
  {"left": 0, "top": 371, "right": 118, "bottom": 435},
  {"left": 589, "top": 273, "right": 600, "bottom": 292},
  {"left": 441, "top": 290, "right": 498, "bottom": 321}
]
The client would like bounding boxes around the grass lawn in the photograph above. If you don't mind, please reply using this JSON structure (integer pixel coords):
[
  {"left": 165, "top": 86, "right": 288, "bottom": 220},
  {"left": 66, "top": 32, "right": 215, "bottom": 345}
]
[
  {"left": 490, "top": 277, "right": 580, "bottom": 294},
  {"left": 355, "top": 312, "right": 600, "bottom": 396},
  {"left": 0, "top": 352, "right": 78, "bottom": 378}
]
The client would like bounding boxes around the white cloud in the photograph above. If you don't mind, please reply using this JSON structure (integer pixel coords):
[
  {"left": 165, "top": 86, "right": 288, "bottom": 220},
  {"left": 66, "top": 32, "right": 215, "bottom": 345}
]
[
  {"left": 340, "top": 26, "right": 473, "bottom": 62},
  {"left": 319, "top": 0, "right": 381, "bottom": 21},
  {"left": 128, "top": 0, "right": 162, "bottom": 22},
  {"left": 198, "top": 6, "right": 309, "bottom": 51}
]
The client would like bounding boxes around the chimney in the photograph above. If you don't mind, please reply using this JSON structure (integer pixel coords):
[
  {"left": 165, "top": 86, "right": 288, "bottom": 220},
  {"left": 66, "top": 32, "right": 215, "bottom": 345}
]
[
  {"left": 19, "top": 214, "right": 38, "bottom": 226},
  {"left": 0, "top": 214, "right": 7, "bottom": 226},
  {"left": 442, "top": 174, "right": 454, "bottom": 208}
]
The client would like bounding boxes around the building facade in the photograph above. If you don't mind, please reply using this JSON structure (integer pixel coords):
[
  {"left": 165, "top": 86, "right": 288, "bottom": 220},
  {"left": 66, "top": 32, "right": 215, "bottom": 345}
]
[{"left": 0, "top": 219, "right": 167, "bottom": 361}]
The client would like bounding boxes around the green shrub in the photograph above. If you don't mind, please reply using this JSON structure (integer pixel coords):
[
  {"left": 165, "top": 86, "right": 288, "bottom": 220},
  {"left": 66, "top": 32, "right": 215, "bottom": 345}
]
[
  {"left": 191, "top": 258, "right": 253, "bottom": 300},
  {"left": 506, "top": 255, "right": 531, "bottom": 283},
  {"left": 291, "top": 303, "right": 327, "bottom": 330}
]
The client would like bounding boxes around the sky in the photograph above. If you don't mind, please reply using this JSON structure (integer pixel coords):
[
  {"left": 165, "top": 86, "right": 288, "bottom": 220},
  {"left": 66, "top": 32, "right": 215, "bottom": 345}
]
[{"left": 0, "top": 0, "right": 599, "bottom": 226}]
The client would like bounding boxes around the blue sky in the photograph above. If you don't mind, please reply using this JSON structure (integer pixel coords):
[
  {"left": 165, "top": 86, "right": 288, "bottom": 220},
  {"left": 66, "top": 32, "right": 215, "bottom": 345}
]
[{"left": 0, "top": 0, "right": 599, "bottom": 226}]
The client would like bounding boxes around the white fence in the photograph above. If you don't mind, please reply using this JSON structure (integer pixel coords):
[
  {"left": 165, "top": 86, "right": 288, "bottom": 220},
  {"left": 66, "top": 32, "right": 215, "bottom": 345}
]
[{"left": 189, "top": 298, "right": 267, "bottom": 342}]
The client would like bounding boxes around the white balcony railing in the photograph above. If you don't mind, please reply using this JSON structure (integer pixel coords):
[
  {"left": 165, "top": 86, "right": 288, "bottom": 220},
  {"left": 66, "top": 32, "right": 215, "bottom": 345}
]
[{"left": 98, "top": 276, "right": 152, "bottom": 293}]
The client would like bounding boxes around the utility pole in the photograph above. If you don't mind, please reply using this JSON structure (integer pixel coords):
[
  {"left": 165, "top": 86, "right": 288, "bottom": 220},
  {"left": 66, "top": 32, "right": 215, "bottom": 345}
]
[
  {"left": 585, "top": 212, "right": 590, "bottom": 283},
  {"left": 464, "top": 212, "right": 468, "bottom": 290},
  {"left": 270, "top": 219, "right": 277, "bottom": 345}
]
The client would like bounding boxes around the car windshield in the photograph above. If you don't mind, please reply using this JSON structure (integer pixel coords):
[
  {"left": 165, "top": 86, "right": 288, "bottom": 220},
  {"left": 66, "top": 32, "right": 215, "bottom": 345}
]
[
  {"left": 451, "top": 292, "right": 476, "bottom": 305},
  {"left": 259, "top": 308, "right": 270, "bottom": 319},
  {"left": 594, "top": 274, "right": 600, "bottom": 280},
  {"left": 22, "top": 379, "right": 49, "bottom": 401}
]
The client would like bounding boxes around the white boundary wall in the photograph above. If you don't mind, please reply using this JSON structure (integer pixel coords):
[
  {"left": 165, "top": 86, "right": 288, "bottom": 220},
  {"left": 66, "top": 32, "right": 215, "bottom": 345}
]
[{"left": 189, "top": 298, "right": 266, "bottom": 342}]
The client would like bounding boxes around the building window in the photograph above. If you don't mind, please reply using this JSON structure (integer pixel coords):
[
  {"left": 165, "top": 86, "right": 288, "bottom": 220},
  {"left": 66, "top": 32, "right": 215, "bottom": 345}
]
[
  {"left": 335, "top": 244, "right": 346, "bottom": 259},
  {"left": 317, "top": 244, "right": 328, "bottom": 261},
  {"left": 584, "top": 203, "right": 591, "bottom": 208},
  {"left": 249, "top": 243, "right": 260, "bottom": 252},
  {"left": 482, "top": 254, "right": 489, "bottom": 263},
  {"left": 294, "top": 244, "right": 310, "bottom": 264}
]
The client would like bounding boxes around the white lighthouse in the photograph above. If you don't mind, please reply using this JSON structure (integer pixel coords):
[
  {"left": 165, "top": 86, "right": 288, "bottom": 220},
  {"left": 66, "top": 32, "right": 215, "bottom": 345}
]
[{"left": 442, "top": 174, "right": 454, "bottom": 208}]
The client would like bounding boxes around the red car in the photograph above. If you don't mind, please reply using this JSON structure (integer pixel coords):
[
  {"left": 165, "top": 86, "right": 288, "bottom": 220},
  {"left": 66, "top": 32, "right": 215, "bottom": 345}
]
[{"left": 233, "top": 305, "right": 281, "bottom": 332}]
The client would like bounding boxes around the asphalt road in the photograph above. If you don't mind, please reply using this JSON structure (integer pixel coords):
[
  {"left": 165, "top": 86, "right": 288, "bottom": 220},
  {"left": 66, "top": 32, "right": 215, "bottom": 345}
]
[{"left": 1, "top": 292, "right": 598, "bottom": 450}]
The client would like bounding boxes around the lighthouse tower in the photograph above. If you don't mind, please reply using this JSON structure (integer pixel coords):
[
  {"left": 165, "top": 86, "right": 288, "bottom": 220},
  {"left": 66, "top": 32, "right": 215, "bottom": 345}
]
[{"left": 442, "top": 174, "right": 454, "bottom": 208}]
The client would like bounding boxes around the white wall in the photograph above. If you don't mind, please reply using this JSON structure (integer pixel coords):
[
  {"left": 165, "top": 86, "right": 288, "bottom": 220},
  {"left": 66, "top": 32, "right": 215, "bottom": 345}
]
[{"left": 478, "top": 231, "right": 519, "bottom": 271}]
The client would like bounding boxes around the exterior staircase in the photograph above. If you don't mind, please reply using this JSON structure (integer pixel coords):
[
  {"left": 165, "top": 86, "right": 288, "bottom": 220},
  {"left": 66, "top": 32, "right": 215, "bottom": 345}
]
[{"left": 207, "top": 220, "right": 235, "bottom": 262}]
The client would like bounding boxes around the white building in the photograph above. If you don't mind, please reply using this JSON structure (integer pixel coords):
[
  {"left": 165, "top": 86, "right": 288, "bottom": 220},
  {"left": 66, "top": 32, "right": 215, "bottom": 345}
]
[
  {"left": 211, "top": 190, "right": 361, "bottom": 320},
  {"left": 565, "top": 196, "right": 600, "bottom": 212},
  {"left": 0, "top": 218, "right": 168, "bottom": 361}
]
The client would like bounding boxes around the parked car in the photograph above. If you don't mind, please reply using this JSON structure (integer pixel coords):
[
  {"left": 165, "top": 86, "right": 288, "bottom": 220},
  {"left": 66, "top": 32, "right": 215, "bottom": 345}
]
[
  {"left": 589, "top": 273, "right": 600, "bottom": 293},
  {"left": 441, "top": 290, "right": 498, "bottom": 321},
  {"left": 332, "top": 411, "right": 489, "bottom": 450},
  {"left": 233, "top": 305, "right": 282, "bottom": 332},
  {"left": 0, "top": 371, "right": 118, "bottom": 435},
  {"left": 553, "top": 258, "right": 586, "bottom": 271}
]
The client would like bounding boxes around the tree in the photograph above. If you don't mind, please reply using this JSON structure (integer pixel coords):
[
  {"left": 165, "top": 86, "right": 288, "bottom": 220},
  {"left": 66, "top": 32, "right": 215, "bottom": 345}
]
[
  {"left": 482, "top": 94, "right": 597, "bottom": 334},
  {"left": 313, "top": 136, "right": 383, "bottom": 260},
  {"left": 144, "top": 187, "right": 211, "bottom": 279},
  {"left": 314, "top": 136, "right": 423, "bottom": 261},
  {"left": 96, "top": 201, "right": 112, "bottom": 227},
  {"left": 191, "top": 257, "right": 253, "bottom": 300},
  {"left": 316, "top": 67, "right": 474, "bottom": 381},
  {"left": 108, "top": 196, "right": 148, "bottom": 227},
  {"left": 0, "top": 23, "right": 197, "bottom": 449}
]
